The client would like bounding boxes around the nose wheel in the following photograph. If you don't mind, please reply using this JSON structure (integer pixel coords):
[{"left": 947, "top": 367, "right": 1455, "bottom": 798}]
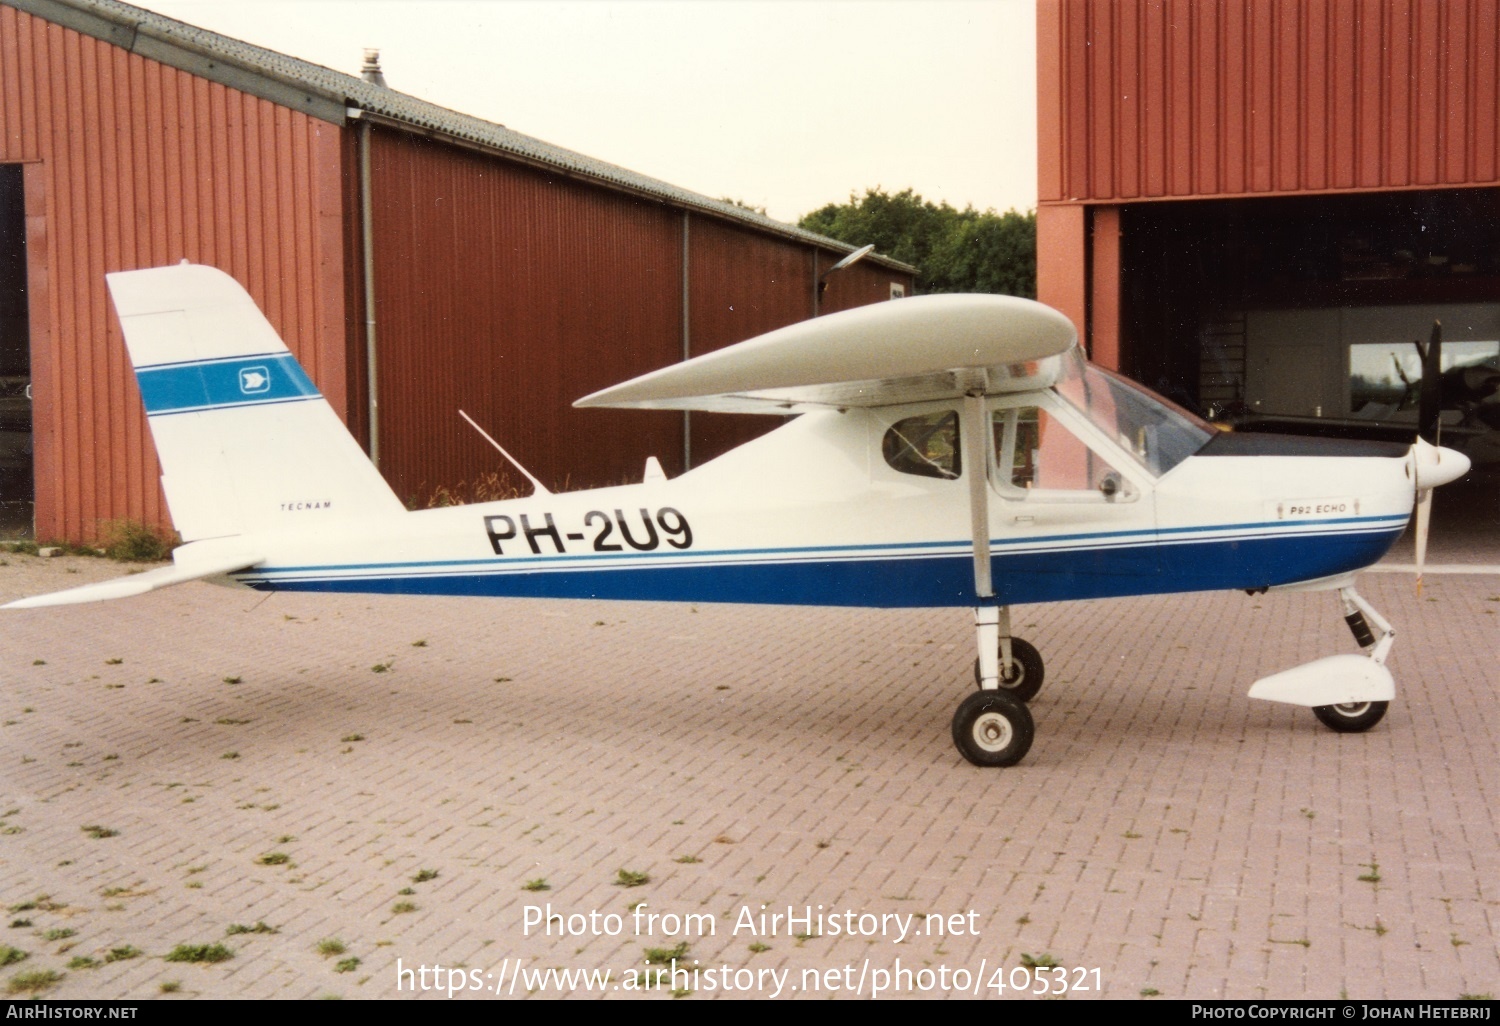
[{"left": 1313, "top": 700, "right": 1389, "bottom": 733}]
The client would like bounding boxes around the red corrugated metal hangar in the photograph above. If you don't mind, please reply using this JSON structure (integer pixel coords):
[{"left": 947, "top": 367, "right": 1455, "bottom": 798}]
[
  {"left": 1037, "top": 0, "right": 1500, "bottom": 478},
  {"left": 0, "top": 0, "right": 915, "bottom": 543}
]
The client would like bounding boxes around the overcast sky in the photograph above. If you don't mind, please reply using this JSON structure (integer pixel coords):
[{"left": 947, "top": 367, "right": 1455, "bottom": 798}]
[{"left": 126, "top": 0, "right": 1039, "bottom": 225}]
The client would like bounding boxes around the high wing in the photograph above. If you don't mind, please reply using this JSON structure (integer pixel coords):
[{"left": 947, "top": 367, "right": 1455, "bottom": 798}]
[{"left": 574, "top": 294, "right": 1077, "bottom": 413}]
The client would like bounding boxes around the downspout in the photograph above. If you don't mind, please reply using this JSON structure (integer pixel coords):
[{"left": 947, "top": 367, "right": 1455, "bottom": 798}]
[
  {"left": 357, "top": 113, "right": 381, "bottom": 467},
  {"left": 681, "top": 210, "right": 691, "bottom": 471},
  {"left": 811, "top": 248, "right": 820, "bottom": 317}
]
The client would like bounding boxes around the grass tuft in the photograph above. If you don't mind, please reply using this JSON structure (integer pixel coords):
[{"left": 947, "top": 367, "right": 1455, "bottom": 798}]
[
  {"left": 643, "top": 942, "right": 690, "bottom": 965},
  {"left": 6, "top": 968, "right": 61, "bottom": 994},
  {"left": 419, "top": 470, "right": 525, "bottom": 509},
  {"left": 99, "top": 519, "right": 176, "bottom": 562},
  {"left": 164, "top": 943, "right": 233, "bottom": 964}
]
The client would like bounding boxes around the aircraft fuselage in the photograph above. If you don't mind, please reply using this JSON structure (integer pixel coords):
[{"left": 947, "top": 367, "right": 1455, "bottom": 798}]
[{"left": 236, "top": 398, "right": 1416, "bottom": 609}]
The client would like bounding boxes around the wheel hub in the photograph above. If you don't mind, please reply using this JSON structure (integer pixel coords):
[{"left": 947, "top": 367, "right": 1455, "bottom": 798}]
[{"left": 972, "top": 712, "right": 1013, "bottom": 752}]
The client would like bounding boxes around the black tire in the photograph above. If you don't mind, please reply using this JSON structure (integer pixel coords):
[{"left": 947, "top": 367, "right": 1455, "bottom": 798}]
[
  {"left": 1313, "top": 701, "right": 1389, "bottom": 733},
  {"left": 971, "top": 637, "right": 1045, "bottom": 702},
  {"left": 951, "top": 690, "right": 1035, "bottom": 767}
]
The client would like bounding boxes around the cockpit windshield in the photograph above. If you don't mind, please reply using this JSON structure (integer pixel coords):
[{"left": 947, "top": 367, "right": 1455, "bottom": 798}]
[{"left": 1053, "top": 350, "right": 1215, "bottom": 477}]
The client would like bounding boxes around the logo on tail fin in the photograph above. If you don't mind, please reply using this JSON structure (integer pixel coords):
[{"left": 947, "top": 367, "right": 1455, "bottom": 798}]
[{"left": 239, "top": 366, "right": 271, "bottom": 394}]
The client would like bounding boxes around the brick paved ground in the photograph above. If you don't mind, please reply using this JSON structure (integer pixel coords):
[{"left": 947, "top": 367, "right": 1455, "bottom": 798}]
[{"left": 0, "top": 515, "right": 1496, "bottom": 1001}]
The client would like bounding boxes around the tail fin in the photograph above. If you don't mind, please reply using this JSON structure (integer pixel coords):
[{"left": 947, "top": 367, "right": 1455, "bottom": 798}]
[{"left": 107, "top": 263, "right": 403, "bottom": 541}]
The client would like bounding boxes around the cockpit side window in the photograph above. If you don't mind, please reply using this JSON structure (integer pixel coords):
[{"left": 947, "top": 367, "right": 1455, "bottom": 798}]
[{"left": 882, "top": 410, "right": 961, "bottom": 480}]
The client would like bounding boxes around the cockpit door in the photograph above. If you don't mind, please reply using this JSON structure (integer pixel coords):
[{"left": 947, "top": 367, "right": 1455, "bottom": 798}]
[{"left": 984, "top": 394, "right": 1159, "bottom": 603}]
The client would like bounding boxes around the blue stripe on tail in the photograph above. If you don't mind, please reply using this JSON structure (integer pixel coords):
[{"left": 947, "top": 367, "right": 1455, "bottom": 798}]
[{"left": 135, "top": 352, "right": 320, "bottom": 417}]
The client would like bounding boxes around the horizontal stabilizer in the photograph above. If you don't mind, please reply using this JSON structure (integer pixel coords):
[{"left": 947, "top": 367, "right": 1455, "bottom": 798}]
[
  {"left": 575, "top": 294, "right": 1077, "bottom": 414},
  {"left": 3, "top": 543, "right": 262, "bottom": 609}
]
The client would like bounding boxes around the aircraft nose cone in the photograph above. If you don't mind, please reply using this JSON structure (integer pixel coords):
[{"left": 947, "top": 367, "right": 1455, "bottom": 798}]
[{"left": 1412, "top": 438, "right": 1471, "bottom": 490}]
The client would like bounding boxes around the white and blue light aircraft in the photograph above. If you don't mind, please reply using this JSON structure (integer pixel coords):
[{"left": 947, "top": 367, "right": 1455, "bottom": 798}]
[{"left": 4, "top": 264, "right": 1472, "bottom": 766}]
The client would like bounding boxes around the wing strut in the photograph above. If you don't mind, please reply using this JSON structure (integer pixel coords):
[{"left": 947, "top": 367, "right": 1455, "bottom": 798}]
[
  {"left": 962, "top": 393, "right": 1004, "bottom": 688},
  {"left": 963, "top": 393, "right": 994, "bottom": 601}
]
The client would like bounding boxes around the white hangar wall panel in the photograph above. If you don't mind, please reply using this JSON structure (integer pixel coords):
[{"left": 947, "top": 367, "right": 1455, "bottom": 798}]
[{"left": 0, "top": 4, "right": 348, "bottom": 542}]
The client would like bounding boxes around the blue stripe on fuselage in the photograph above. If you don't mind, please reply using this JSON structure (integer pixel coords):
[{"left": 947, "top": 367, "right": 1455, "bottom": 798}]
[
  {"left": 242, "top": 524, "right": 1404, "bottom": 608},
  {"left": 135, "top": 352, "right": 320, "bottom": 416}
]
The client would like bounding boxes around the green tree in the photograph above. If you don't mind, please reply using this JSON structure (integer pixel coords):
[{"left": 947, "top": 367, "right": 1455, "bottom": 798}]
[{"left": 799, "top": 188, "right": 1036, "bottom": 297}]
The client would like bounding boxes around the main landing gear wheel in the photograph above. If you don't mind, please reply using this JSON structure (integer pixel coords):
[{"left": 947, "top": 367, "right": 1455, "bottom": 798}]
[
  {"left": 1313, "top": 701, "right": 1389, "bottom": 733},
  {"left": 971, "top": 637, "right": 1045, "bottom": 702},
  {"left": 952, "top": 690, "right": 1034, "bottom": 767}
]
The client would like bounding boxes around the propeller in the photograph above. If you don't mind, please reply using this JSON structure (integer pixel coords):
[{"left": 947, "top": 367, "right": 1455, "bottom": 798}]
[
  {"left": 1413, "top": 459, "right": 1433, "bottom": 596},
  {"left": 1411, "top": 321, "right": 1441, "bottom": 595},
  {"left": 1408, "top": 320, "right": 1471, "bottom": 595},
  {"left": 1414, "top": 321, "right": 1443, "bottom": 444}
]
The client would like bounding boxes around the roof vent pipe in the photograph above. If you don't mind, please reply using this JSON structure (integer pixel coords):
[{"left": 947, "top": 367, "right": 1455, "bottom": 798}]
[{"left": 361, "top": 49, "right": 387, "bottom": 87}]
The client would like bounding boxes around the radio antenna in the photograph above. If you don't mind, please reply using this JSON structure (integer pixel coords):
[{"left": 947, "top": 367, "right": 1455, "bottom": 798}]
[{"left": 458, "top": 409, "right": 551, "bottom": 496}]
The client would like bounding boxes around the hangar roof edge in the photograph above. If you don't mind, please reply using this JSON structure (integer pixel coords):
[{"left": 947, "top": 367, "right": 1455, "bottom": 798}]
[{"left": 5, "top": 0, "right": 917, "bottom": 274}]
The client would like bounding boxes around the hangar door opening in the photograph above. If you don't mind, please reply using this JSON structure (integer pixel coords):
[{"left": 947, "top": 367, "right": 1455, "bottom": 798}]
[
  {"left": 1120, "top": 188, "right": 1500, "bottom": 453},
  {"left": 0, "top": 165, "right": 31, "bottom": 537}
]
